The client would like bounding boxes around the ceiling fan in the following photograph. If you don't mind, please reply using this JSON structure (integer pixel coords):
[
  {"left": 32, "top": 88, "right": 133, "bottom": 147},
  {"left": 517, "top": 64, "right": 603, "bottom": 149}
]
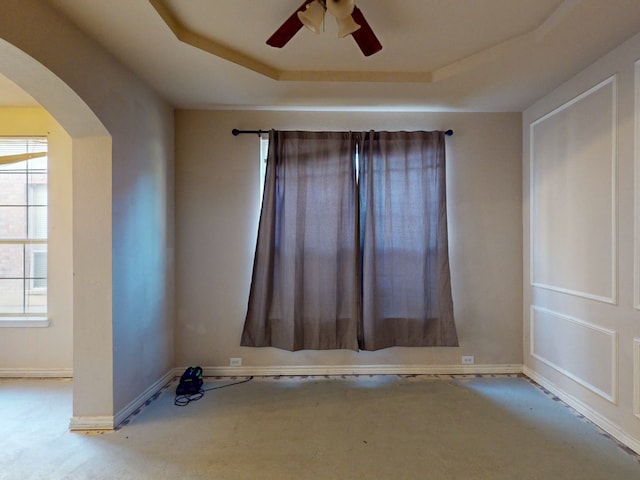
[{"left": 267, "top": 0, "right": 383, "bottom": 57}]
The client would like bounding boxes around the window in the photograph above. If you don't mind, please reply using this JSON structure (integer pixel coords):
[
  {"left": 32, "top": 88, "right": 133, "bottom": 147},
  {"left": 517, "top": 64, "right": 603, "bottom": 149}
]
[
  {"left": 0, "top": 137, "right": 48, "bottom": 317},
  {"left": 243, "top": 130, "right": 458, "bottom": 351},
  {"left": 259, "top": 135, "right": 269, "bottom": 207}
]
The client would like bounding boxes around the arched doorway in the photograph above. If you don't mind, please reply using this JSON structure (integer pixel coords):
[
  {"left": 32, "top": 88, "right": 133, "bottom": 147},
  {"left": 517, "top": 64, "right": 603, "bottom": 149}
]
[{"left": 0, "top": 38, "right": 115, "bottom": 427}]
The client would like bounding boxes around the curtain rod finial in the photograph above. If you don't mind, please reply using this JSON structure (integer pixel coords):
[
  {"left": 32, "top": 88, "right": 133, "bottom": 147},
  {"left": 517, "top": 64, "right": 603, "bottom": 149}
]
[
  {"left": 232, "top": 129, "right": 240, "bottom": 136},
  {"left": 445, "top": 129, "right": 453, "bottom": 136}
]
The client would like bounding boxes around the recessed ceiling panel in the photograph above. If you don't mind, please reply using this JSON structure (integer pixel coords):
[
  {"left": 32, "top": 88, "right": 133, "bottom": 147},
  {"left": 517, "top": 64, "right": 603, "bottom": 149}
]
[
  {"left": 47, "top": 0, "right": 640, "bottom": 110},
  {"left": 166, "top": 0, "right": 563, "bottom": 72}
]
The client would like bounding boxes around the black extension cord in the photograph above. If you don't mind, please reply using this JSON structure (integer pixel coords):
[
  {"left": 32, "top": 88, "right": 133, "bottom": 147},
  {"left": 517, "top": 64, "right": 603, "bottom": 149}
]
[{"left": 174, "top": 376, "right": 254, "bottom": 407}]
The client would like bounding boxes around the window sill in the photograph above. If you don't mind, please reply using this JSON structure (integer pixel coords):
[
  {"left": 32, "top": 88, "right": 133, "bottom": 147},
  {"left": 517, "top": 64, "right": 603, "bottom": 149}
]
[{"left": 0, "top": 317, "right": 50, "bottom": 327}]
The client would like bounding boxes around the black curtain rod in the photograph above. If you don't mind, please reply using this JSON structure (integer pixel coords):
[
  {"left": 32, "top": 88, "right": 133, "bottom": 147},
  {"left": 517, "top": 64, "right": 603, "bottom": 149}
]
[
  {"left": 232, "top": 129, "right": 268, "bottom": 136},
  {"left": 232, "top": 128, "right": 454, "bottom": 136}
]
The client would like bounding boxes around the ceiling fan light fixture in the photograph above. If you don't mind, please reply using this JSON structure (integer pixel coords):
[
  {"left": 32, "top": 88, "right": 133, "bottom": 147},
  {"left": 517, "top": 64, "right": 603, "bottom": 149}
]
[
  {"left": 336, "top": 15, "right": 360, "bottom": 38},
  {"left": 325, "top": 0, "right": 355, "bottom": 19},
  {"left": 267, "top": 0, "right": 381, "bottom": 56},
  {"left": 297, "top": 0, "right": 326, "bottom": 34}
]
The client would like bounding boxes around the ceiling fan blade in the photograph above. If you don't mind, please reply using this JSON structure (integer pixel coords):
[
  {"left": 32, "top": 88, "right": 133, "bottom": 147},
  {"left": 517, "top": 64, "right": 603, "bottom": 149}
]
[
  {"left": 266, "top": 0, "right": 315, "bottom": 48},
  {"left": 350, "top": 6, "right": 382, "bottom": 57},
  {"left": 0, "top": 152, "right": 46, "bottom": 166}
]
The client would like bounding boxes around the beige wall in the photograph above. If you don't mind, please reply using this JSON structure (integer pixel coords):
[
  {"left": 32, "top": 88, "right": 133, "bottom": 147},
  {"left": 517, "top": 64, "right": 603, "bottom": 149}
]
[
  {"left": 8, "top": 0, "right": 638, "bottom": 450},
  {"left": 0, "top": 0, "right": 175, "bottom": 424},
  {"left": 175, "top": 110, "right": 523, "bottom": 370},
  {"left": 523, "top": 31, "right": 640, "bottom": 451},
  {"left": 0, "top": 107, "right": 73, "bottom": 371}
]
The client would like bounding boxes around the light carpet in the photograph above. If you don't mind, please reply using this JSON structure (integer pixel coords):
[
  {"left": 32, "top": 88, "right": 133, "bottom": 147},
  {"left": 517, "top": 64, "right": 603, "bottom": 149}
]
[{"left": 1, "top": 375, "right": 639, "bottom": 479}]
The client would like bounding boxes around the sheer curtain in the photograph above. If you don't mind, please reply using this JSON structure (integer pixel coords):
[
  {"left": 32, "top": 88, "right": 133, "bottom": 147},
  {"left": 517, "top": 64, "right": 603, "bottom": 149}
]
[
  {"left": 241, "top": 131, "right": 360, "bottom": 351},
  {"left": 241, "top": 130, "right": 457, "bottom": 351},
  {"left": 359, "top": 131, "right": 458, "bottom": 350}
]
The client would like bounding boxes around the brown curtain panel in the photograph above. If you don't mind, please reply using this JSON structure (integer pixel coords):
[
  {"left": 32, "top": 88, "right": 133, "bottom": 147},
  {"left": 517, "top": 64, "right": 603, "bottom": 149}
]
[
  {"left": 241, "top": 131, "right": 360, "bottom": 351},
  {"left": 359, "top": 131, "right": 458, "bottom": 350}
]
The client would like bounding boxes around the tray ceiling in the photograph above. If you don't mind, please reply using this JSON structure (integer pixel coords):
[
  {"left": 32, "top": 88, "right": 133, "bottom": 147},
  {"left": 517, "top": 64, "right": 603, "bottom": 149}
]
[{"left": 6, "top": 0, "right": 640, "bottom": 111}]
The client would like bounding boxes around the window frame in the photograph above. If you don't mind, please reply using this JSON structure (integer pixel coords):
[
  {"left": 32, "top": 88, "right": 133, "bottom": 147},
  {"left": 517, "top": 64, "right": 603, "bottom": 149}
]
[{"left": 0, "top": 136, "right": 49, "bottom": 327}]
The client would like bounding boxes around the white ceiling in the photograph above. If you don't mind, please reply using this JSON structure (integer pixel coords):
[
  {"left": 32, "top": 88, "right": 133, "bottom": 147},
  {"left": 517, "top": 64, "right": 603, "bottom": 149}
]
[{"left": 6, "top": 0, "right": 640, "bottom": 111}]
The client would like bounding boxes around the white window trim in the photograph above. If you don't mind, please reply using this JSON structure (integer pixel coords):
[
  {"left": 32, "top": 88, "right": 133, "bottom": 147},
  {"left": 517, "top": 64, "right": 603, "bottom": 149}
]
[{"left": 0, "top": 316, "right": 50, "bottom": 327}]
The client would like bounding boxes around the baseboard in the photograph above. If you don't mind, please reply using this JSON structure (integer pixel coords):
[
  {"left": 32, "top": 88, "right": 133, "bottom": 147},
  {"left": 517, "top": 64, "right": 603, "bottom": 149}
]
[
  {"left": 69, "top": 415, "right": 114, "bottom": 431},
  {"left": 66, "top": 364, "right": 519, "bottom": 430},
  {"left": 113, "top": 369, "right": 175, "bottom": 429},
  {"left": 69, "top": 369, "right": 175, "bottom": 431},
  {"left": 0, "top": 367, "right": 73, "bottom": 378},
  {"left": 59, "top": 362, "right": 640, "bottom": 455},
  {"left": 523, "top": 366, "right": 640, "bottom": 455},
  {"left": 199, "top": 363, "right": 524, "bottom": 377}
]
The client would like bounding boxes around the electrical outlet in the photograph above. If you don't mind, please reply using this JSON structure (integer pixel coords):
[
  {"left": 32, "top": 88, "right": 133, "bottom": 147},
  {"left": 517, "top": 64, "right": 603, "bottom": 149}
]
[
  {"left": 230, "top": 357, "right": 242, "bottom": 367},
  {"left": 461, "top": 355, "right": 475, "bottom": 365}
]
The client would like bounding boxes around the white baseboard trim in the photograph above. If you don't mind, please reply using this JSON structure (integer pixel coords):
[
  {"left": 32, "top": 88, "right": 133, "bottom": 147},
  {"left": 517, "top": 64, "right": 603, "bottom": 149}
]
[
  {"left": 198, "top": 363, "right": 524, "bottom": 377},
  {"left": 113, "top": 369, "right": 175, "bottom": 429},
  {"left": 69, "top": 415, "right": 114, "bottom": 431},
  {"left": 59, "top": 362, "right": 640, "bottom": 456},
  {"left": 69, "top": 369, "right": 175, "bottom": 431},
  {"left": 0, "top": 367, "right": 72, "bottom": 378},
  {"left": 523, "top": 366, "right": 640, "bottom": 455}
]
